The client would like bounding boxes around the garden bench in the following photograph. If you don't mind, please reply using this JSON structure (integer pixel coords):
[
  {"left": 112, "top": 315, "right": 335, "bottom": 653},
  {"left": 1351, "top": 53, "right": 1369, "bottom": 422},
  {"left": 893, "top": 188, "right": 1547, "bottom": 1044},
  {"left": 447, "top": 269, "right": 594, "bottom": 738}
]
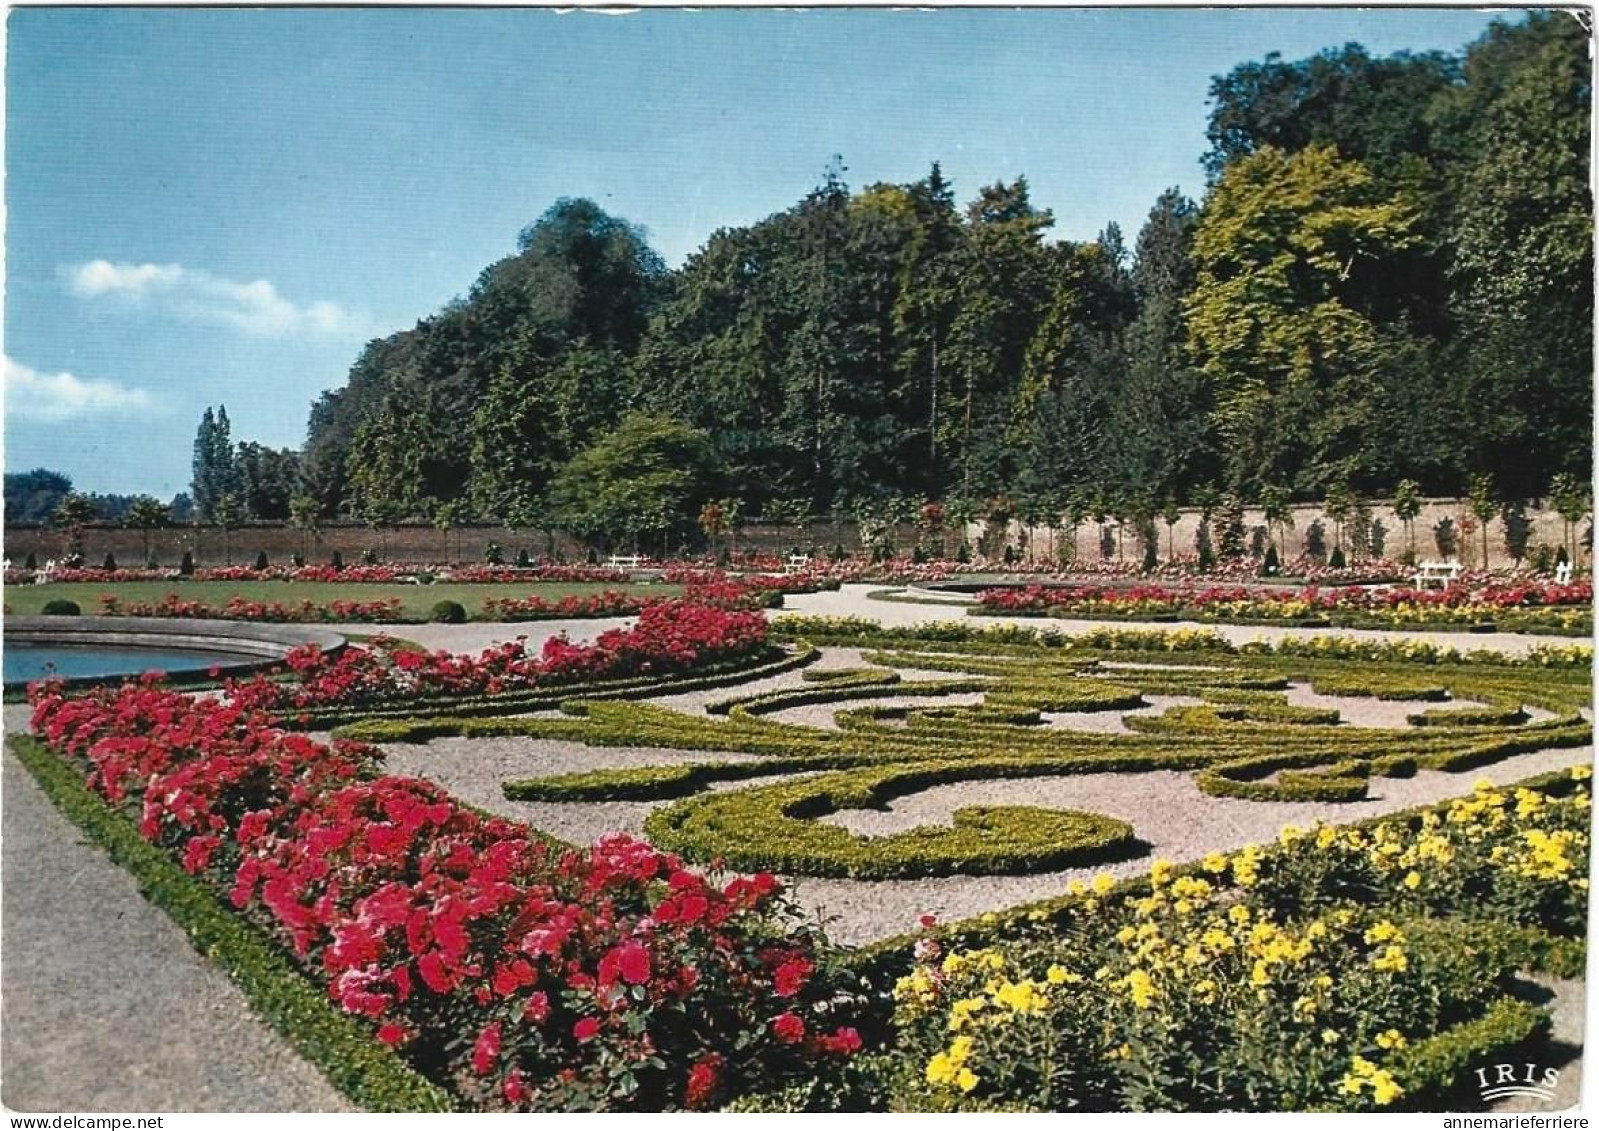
[
  {"left": 607, "top": 554, "right": 643, "bottom": 571},
  {"left": 1412, "top": 559, "right": 1462, "bottom": 589},
  {"left": 783, "top": 554, "right": 812, "bottom": 575},
  {"left": 1555, "top": 560, "right": 1574, "bottom": 585}
]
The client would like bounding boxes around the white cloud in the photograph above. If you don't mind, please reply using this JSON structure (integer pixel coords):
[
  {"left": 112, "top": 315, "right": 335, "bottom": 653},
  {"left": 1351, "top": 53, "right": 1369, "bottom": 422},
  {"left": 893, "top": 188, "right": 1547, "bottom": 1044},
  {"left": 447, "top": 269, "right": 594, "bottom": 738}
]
[
  {"left": 3, "top": 355, "right": 159, "bottom": 422},
  {"left": 63, "top": 259, "right": 360, "bottom": 337}
]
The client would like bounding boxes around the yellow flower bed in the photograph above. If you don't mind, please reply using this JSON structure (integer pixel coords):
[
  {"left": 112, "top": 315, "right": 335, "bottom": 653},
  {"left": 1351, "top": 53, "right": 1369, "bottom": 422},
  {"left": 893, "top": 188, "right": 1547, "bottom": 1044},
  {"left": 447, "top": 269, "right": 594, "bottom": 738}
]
[{"left": 890, "top": 766, "right": 1590, "bottom": 1112}]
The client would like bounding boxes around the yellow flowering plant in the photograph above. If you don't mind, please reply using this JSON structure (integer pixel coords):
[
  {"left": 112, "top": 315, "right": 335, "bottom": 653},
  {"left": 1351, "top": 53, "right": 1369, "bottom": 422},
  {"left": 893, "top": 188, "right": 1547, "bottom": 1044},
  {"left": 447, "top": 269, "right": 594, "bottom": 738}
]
[{"left": 884, "top": 768, "right": 1589, "bottom": 1112}]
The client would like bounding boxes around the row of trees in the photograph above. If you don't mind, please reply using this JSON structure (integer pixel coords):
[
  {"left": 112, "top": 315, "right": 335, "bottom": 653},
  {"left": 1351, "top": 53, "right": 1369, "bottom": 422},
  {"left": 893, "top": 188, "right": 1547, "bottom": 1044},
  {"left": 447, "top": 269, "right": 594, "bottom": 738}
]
[
  {"left": 191, "top": 406, "right": 304, "bottom": 524},
  {"left": 285, "top": 14, "right": 1587, "bottom": 545}
]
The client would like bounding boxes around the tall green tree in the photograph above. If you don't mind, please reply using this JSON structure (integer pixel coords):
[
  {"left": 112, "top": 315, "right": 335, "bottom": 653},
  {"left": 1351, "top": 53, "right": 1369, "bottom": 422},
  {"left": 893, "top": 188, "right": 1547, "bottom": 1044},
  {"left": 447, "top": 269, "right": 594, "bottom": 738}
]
[
  {"left": 1431, "top": 13, "right": 1593, "bottom": 495},
  {"left": 1186, "top": 145, "right": 1421, "bottom": 496},
  {"left": 548, "top": 413, "right": 720, "bottom": 551}
]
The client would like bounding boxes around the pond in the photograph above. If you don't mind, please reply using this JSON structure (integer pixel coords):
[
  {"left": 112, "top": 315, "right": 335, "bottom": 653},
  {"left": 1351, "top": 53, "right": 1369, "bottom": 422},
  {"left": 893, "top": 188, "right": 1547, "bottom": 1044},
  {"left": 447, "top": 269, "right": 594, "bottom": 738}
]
[{"left": 3, "top": 643, "right": 254, "bottom": 685}]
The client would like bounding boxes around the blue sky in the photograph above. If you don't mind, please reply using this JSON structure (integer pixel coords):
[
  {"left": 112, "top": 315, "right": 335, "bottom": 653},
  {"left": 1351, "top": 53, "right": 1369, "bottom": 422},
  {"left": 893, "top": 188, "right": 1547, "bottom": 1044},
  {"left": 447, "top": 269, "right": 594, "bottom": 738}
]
[{"left": 5, "top": 5, "right": 1512, "bottom": 500}]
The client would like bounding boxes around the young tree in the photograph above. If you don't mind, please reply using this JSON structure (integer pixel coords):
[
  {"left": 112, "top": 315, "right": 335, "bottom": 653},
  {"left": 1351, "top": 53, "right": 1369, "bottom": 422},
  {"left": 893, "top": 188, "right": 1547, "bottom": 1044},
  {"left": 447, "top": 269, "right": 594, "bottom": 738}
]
[
  {"left": 124, "top": 495, "right": 169, "bottom": 565},
  {"left": 1548, "top": 472, "right": 1591, "bottom": 563},
  {"left": 288, "top": 493, "right": 320, "bottom": 564},
  {"left": 51, "top": 493, "right": 100, "bottom": 561},
  {"left": 1161, "top": 497, "right": 1182, "bottom": 561},
  {"left": 211, "top": 492, "right": 243, "bottom": 567},
  {"left": 1392, "top": 479, "right": 1423, "bottom": 560},
  {"left": 1468, "top": 473, "right": 1497, "bottom": 569},
  {"left": 1260, "top": 484, "right": 1293, "bottom": 557}
]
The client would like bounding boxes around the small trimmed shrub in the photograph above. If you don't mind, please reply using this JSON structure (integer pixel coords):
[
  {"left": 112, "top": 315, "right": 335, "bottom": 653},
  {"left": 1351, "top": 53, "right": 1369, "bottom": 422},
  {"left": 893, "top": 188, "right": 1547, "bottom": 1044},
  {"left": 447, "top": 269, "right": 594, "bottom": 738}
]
[
  {"left": 102, "top": 552, "right": 117, "bottom": 571},
  {"left": 255, "top": 551, "right": 269, "bottom": 570},
  {"left": 485, "top": 541, "right": 503, "bottom": 565},
  {"left": 361, "top": 547, "right": 378, "bottom": 565},
  {"left": 431, "top": 599, "right": 468, "bottom": 624},
  {"left": 23, "top": 551, "right": 38, "bottom": 570},
  {"left": 515, "top": 548, "right": 532, "bottom": 568},
  {"left": 41, "top": 598, "right": 81, "bottom": 616},
  {"left": 330, "top": 550, "right": 344, "bottom": 571},
  {"left": 1329, "top": 545, "right": 1347, "bottom": 569},
  {"left": 180, "top": 551, "right": 195, "bottom": 575},
  {"left": 1262, "top": 543, "right": 1280, "bottom": 576}
]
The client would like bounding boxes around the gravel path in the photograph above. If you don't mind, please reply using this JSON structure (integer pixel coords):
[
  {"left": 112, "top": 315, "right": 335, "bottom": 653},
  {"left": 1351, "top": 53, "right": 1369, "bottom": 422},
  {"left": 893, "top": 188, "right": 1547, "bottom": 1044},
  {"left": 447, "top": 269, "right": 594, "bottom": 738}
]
[
  {"left": 1, "top": 735, "right": 351, "bottom": 1111},
  {"left": 800, "top": 745, "right": 1590, "bottom": 944},
  {"left": 329, "top": 615, "right": 636, "bottom": 655},
  {"left": 784, "top": 584, "right": 1569, "bottom": 658},
  {"left": 337, "top": 584, "right": 1570, "bottom": 658}
]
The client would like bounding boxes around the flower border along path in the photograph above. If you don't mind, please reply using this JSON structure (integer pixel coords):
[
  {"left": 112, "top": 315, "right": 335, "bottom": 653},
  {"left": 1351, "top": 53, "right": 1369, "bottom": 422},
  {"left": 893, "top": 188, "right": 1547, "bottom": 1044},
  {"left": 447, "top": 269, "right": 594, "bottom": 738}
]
[{"left": 10, "top": 604, "right": 877, "bottom": 1113}]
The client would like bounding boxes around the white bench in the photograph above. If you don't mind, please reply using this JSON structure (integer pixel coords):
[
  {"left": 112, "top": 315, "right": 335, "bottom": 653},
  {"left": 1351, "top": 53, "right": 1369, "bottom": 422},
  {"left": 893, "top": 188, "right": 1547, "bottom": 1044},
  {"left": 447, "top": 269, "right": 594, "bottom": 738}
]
[
  {"left": 607, "top": 554, "right": 643, "bottom": 571},
  {"left": 1412, "top": 559, "right": 1462, "bottom": 589},
  {"left": 1555, "top": 560, "right": 1574, "bottom": 585},
  {"left": 783, "top": 554, "right": 812, "bottom": 575}
]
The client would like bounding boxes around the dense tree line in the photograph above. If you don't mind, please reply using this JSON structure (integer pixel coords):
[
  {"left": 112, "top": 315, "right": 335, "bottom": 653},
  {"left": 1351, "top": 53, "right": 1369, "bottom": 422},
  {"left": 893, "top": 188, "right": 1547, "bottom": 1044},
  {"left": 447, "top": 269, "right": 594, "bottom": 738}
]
[{"left": 287, "top": 13, "right": 1587, "bottom": 543}]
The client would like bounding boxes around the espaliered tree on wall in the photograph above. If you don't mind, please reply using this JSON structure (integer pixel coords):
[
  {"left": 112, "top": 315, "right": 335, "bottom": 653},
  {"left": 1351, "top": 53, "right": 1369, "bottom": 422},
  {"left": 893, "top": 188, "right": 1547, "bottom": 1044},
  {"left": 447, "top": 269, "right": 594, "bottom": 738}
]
[{"left": 279, "top": 12, "right": 1586, "bottom": 537}]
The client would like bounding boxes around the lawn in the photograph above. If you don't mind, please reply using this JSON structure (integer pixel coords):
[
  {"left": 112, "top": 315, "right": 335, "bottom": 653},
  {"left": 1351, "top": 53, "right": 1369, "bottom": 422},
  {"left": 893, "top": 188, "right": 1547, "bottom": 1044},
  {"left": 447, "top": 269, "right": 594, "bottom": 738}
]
[{"left": 2, "top": 579, "right": 679, "bottom": 621}]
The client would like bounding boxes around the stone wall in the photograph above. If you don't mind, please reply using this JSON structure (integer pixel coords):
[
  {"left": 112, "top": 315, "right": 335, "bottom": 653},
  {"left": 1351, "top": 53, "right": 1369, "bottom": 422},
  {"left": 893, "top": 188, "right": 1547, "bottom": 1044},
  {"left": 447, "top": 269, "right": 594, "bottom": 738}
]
[
  {"left": 989, "top": 497, "right": 1588, "bottom": 571},
  {"left": 3, "top": 499, "right": 1586, "bottom": 572},
  {"left": 0, "top": 519, "right": 883, "bottom": 570}
]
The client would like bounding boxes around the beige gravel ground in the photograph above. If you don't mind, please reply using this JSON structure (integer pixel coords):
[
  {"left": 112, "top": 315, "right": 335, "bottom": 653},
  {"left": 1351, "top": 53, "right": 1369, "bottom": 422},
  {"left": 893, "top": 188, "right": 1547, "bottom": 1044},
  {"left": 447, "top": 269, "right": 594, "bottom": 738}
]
[{"left": 1, "top": 711, "right": 351, "bottom": 1112}]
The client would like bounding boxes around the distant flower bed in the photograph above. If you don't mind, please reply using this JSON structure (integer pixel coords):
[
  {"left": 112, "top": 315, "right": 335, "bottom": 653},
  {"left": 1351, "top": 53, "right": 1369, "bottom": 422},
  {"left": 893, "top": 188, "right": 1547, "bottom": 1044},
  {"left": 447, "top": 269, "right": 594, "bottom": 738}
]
[
  {"left": 99, "top": 593, "right": 405, "bottom": 623},
  {"left": 226, "top": 600, "right": 771, "bottom": 713},
  {"left": 974, "top": 581, "right": 1592, "bottom": 634},
  {"left": 27, "top": 666, "right": 864, "bottom": 1111},
  {"left": 482, "top": 589, "right": 651, "bottom": 622}
]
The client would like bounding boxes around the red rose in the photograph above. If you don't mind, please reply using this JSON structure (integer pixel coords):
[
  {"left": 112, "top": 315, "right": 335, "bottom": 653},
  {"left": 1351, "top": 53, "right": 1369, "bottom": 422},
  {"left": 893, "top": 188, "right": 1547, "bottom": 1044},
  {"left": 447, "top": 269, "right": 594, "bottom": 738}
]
[
  {"left": 502, "top": 1069, "right": 528, "bottom": 1105},
  {"left": 820, "top": 1026, "right": 863, "bottom": 1055},
  {"left": 376, "top": 1023, "right": 409, "bottom": 1046},
  {"left": 772, "top": 1012, "right": 806, "bottom": 1044},
  {"left": 685, "top": 1054, "right": 724, "bottom": 1109},
  {"left": 773, "top": 957, "right": 814, "bottom": 997},
  {"left": 472, "top": 1022, "right": 502, "bottom": 1076},
  {"left": 573, "top": 1016, "right": 602, "bottom": 1043}
]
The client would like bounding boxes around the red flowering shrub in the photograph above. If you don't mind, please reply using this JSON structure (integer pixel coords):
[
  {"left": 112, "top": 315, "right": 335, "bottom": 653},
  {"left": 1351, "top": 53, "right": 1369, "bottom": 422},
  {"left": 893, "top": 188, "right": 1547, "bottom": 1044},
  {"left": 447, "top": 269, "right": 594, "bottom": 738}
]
[
  {"left": 27, "top": 676, "right": 867, "bottom": 1110},
  {"left": 97, "top": 593, "right": 404, "bottom": 623},
  {"left": 481, "top": 589, "right": 649, "bottom": 622},
  {"left": 225, "top": 600, "right": 770, "bottom": 714}
]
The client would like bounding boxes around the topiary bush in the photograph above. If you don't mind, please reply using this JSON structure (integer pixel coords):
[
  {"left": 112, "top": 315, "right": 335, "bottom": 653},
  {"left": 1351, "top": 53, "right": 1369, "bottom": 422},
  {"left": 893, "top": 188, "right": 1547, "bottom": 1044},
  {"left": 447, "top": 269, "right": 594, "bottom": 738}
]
[
  {"left": 431, "top": 599, "right": 468, "bottom": 624},
  {"left": 41, "top": 598, "right": 81, "bottom": 616},
  {"left": 255, "top": 551, "right": 269, "bottom": 571},
  {"left": 180, "top": 551, "right": 195, "bottom": 576},
  {"left": 102, "top": 552, "right": 117, "bottom": 571}
]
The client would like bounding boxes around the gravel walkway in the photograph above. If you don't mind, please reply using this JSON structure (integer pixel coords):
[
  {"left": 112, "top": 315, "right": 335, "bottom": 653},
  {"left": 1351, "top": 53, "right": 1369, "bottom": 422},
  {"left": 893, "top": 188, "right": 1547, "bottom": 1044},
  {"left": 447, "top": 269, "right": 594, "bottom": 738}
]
[
  {"left": 800, "top": 745, "right": 1590, "bottom": 944},
  {"left": 337, "top": 584, "right": 1571, "bottom": 659},
  {"left": 784, "top": 584, "right": 1570, "bottom": 658},
  {"left": 1, "top": 729, "right": 351, "bottom": 1111}
]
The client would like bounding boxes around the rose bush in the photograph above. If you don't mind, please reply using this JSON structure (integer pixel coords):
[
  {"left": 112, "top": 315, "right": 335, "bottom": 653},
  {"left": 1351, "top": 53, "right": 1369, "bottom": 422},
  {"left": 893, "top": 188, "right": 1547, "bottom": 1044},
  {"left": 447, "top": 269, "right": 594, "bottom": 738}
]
[
  {"left": 227, "top": 599, "right": 771, "bottom": 713},
  {"left": 28, "top": 674, "right": 866, "bottom": 1111}
]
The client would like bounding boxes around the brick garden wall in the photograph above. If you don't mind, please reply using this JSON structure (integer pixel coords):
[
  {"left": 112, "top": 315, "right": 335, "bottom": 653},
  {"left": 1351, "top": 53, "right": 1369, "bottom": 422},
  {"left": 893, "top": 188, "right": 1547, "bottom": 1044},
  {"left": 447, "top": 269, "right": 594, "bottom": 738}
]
[{"left": 3, "top": 499, "right": 1586, "bottom": 572}]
